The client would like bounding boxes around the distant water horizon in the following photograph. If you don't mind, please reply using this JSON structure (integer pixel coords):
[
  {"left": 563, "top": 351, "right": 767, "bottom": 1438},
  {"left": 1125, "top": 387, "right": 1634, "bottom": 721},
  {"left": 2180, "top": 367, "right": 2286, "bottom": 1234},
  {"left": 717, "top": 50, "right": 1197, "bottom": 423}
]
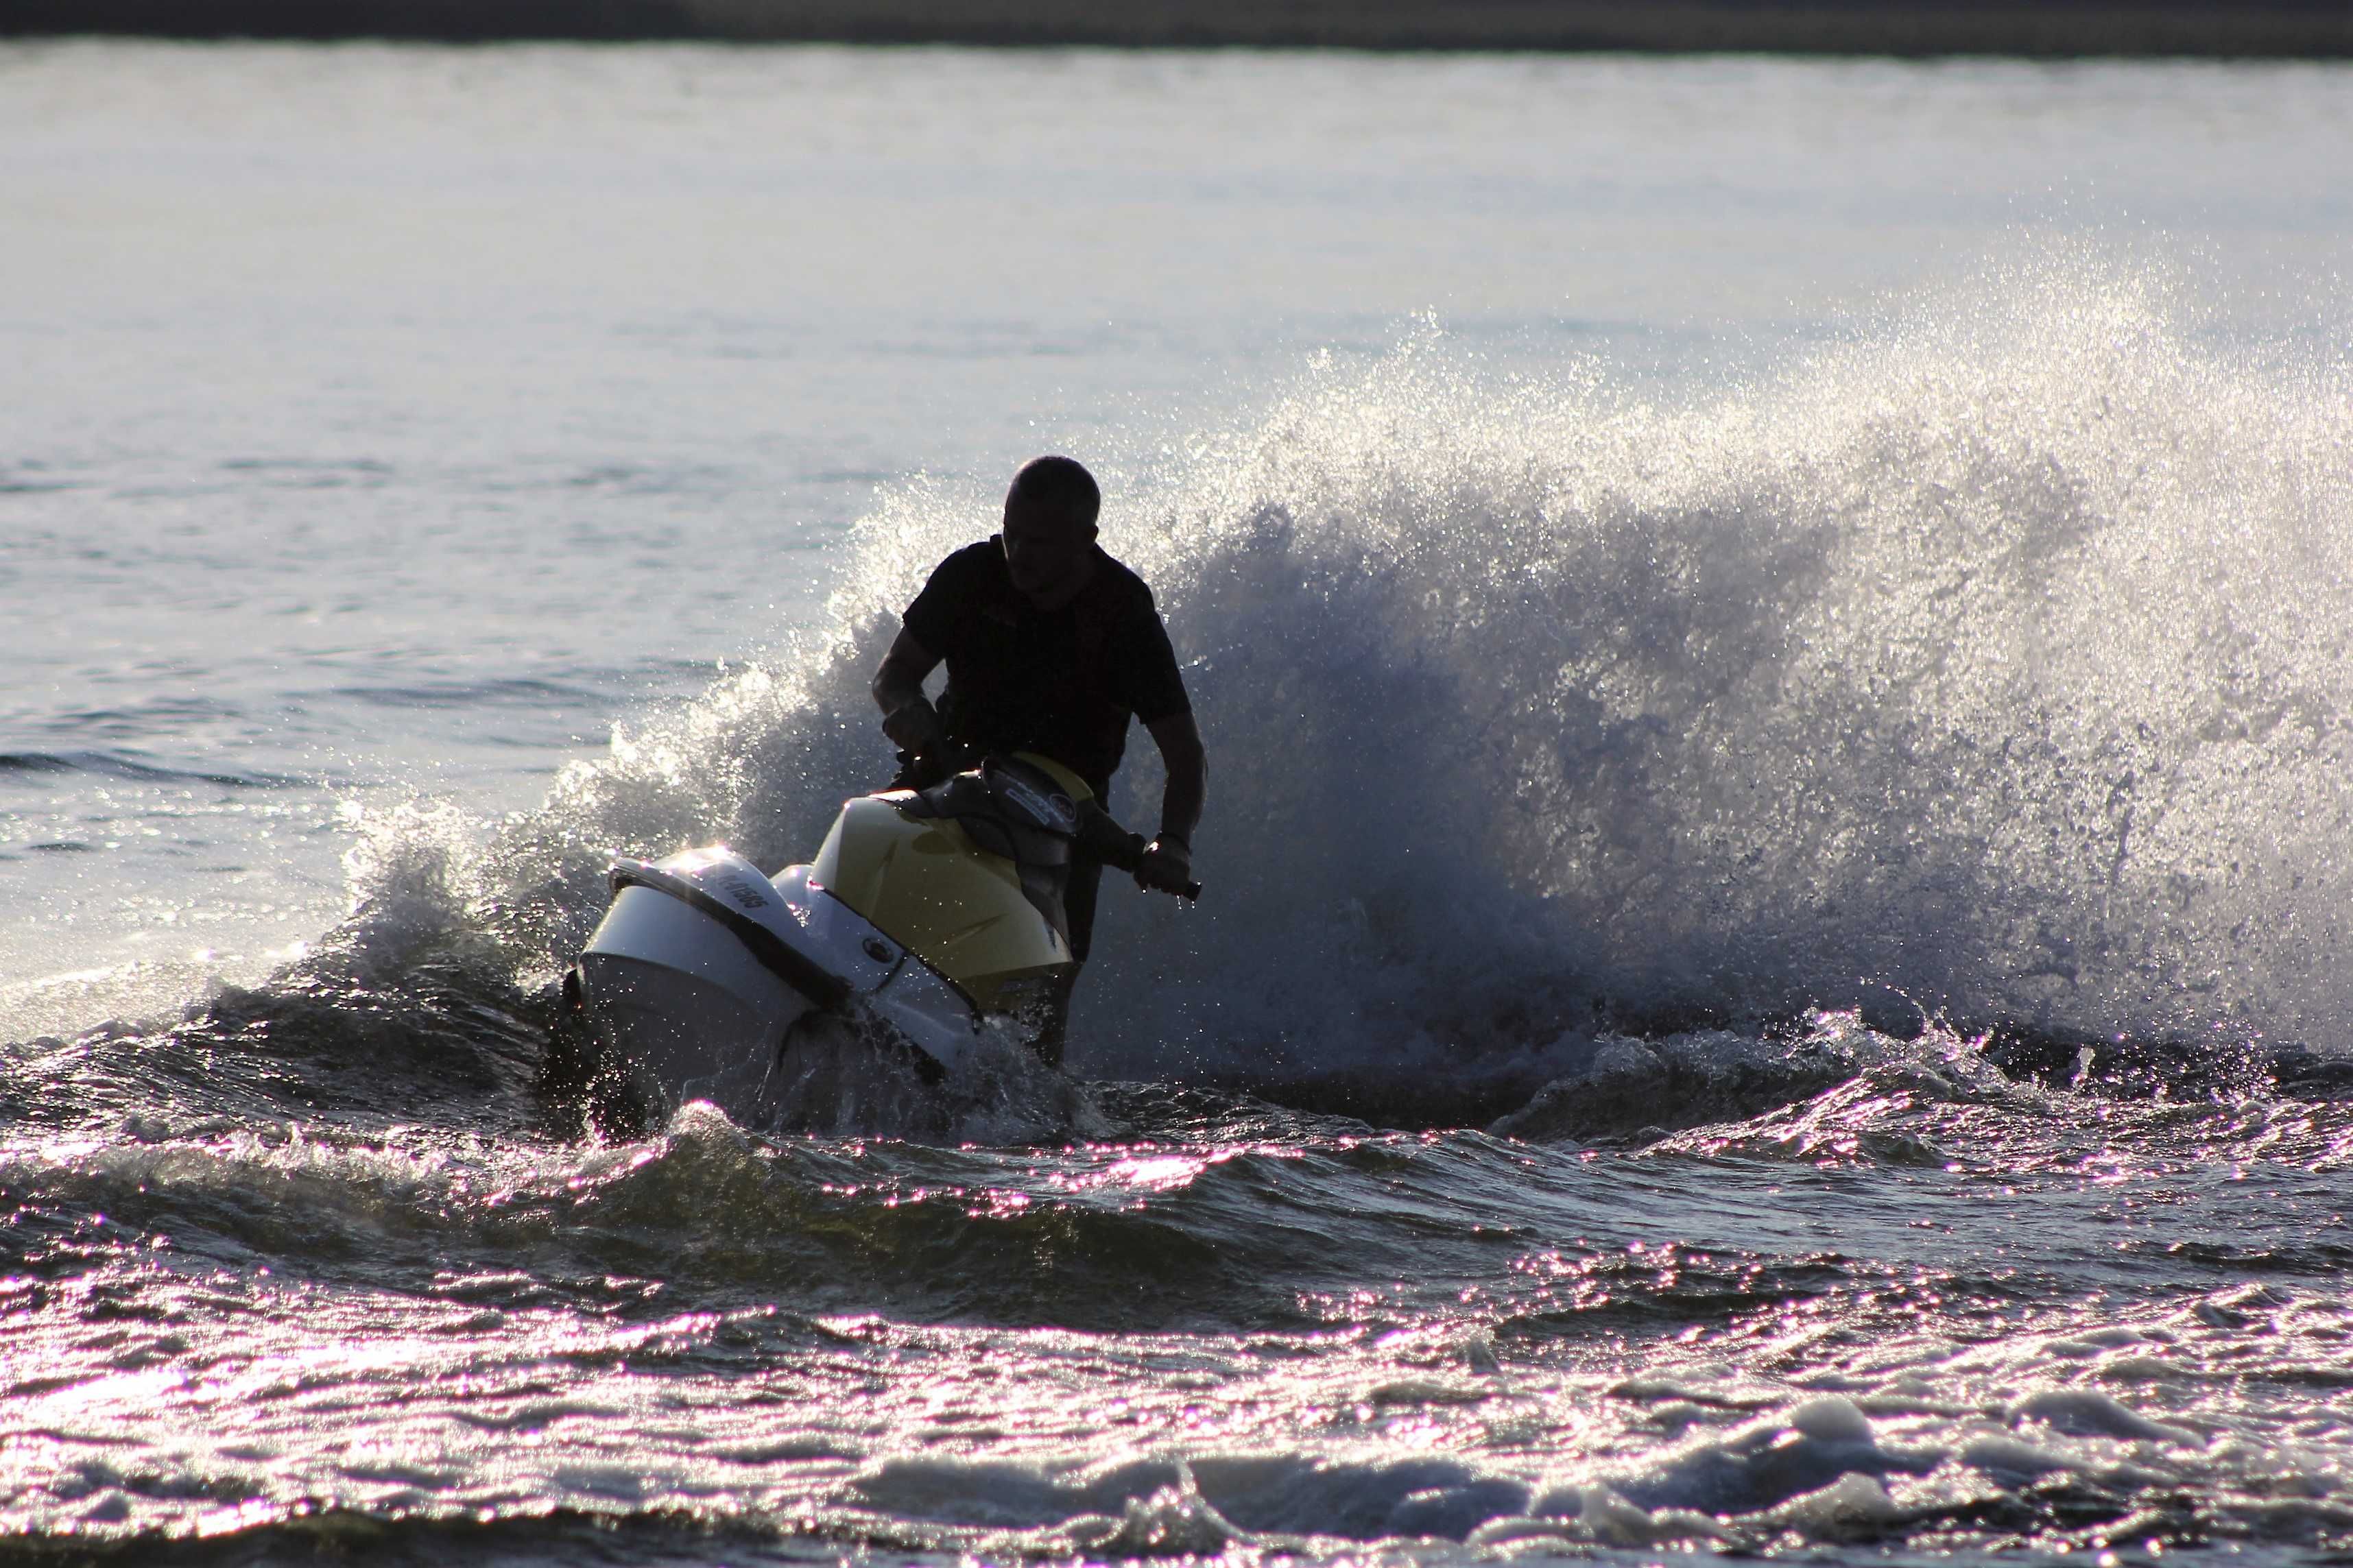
[{"left": 6, "top": 0, "right": 2353, "bottom": 56}]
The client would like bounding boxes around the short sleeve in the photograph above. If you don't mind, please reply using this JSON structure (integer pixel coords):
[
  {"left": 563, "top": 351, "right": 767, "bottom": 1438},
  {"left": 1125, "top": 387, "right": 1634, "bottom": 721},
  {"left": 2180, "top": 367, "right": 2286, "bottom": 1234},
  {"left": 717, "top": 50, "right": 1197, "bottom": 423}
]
[
  {"left": 1112, "top": 592, "right": 1191, "bottom": 726},
  {"left": 901, "top": 544, "right": 981, "bottom": 656}
]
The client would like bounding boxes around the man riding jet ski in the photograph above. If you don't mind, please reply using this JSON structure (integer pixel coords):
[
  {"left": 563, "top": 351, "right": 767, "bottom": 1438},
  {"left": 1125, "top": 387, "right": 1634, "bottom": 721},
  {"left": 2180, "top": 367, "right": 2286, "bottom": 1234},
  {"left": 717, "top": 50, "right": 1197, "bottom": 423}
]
[
  {"left": 559, "top": 457, "right": 1204, "bottom": 1127},
  {"left": 872, "top": 454, "right": 1206, "bottom": 1059},
  {"left": 566, "top": 748, "right": 1194, "bottom": 1129}
]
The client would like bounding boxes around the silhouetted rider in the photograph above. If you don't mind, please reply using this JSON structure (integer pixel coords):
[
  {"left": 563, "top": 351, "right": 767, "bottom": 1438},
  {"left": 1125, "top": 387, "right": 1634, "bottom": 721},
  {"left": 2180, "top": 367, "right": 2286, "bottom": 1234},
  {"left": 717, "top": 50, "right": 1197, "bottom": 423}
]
[{"left": 870, "top": 455, "right": 1206, "bottom": 1061}]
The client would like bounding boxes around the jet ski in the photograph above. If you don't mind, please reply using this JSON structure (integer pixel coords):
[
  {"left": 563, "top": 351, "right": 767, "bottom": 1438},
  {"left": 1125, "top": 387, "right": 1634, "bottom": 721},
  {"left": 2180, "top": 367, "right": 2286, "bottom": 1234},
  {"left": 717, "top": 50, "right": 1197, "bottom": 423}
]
[{"left": 556, "top": 751, "right": 1195, "bottom": 1131}]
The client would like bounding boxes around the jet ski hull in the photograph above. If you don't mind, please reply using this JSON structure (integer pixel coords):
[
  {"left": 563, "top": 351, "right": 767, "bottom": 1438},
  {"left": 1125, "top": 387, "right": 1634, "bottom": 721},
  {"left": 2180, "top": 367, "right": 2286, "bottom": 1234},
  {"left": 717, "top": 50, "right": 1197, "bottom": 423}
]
[{"left": 571, "top": 849, "right": 984, "bottom": 1126}]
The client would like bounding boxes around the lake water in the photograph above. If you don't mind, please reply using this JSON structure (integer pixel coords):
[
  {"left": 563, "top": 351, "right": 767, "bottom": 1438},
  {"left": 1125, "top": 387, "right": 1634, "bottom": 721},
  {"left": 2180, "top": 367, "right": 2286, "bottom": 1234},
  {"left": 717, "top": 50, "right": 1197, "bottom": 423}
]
[{"left": 6, "top": 40, "right": 2353, "bottom": 1565}]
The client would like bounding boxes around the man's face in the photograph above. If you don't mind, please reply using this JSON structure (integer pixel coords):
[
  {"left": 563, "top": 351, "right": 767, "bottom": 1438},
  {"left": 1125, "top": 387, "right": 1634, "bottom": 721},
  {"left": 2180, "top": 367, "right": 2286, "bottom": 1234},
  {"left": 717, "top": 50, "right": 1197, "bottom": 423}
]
[{"left": 1001, "top": 496, "right": 1095, "bottom": 607}]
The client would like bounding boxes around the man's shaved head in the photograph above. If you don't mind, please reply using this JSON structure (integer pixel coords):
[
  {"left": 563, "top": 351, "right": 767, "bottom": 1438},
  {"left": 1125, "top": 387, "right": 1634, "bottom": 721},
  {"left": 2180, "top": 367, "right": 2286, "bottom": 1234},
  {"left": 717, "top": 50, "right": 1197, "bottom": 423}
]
[
  {"left": 1001, "top": 455, "right": 1103, "bottom": 609},
  {"left": 1006, "top": 455, "right": 1101, "bottom": 534}
]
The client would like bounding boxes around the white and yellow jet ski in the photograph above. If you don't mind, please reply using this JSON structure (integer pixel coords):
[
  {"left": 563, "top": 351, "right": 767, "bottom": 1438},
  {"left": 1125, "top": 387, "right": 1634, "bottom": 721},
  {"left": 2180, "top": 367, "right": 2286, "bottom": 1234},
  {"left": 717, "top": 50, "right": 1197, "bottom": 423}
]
[{"left": 558, "top": 751, "right": 1192, "bottom": 1129}]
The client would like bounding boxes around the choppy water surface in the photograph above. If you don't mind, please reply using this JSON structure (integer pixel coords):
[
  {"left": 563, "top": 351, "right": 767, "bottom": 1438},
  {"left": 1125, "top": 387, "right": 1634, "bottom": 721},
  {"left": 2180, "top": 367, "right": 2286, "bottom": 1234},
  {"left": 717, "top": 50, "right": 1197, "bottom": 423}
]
[{"left": 8, "top": 42, "right": 2353, "bottom": 1566}]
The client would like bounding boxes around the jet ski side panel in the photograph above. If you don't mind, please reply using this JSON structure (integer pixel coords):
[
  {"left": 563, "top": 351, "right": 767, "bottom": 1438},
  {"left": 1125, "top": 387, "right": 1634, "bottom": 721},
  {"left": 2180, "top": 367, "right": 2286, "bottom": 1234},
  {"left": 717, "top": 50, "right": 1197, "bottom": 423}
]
[
  {"left": 575, "top": 883, "right": 815, "bottom": 1120},
  {"left": 772, "top": 861, "right": 990, "bottom": 1078},
  {"left": 575, "top": 847, "right": 992, "bottom": 1116}
]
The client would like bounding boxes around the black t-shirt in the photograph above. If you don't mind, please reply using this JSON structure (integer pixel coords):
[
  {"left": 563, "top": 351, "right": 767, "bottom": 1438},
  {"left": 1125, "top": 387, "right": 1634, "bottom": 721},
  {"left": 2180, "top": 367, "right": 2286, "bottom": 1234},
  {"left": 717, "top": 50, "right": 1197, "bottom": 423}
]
[{"left": 901, "top": 538, "right": 1190, "bottom": 796}]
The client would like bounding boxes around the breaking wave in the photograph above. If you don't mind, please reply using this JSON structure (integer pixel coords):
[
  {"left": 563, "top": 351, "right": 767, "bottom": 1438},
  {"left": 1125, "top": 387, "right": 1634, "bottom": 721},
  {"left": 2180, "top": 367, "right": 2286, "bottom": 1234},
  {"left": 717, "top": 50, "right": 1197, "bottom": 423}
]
[{"left": 329, "top": 250, "right": 2353, "bottom": 1091}]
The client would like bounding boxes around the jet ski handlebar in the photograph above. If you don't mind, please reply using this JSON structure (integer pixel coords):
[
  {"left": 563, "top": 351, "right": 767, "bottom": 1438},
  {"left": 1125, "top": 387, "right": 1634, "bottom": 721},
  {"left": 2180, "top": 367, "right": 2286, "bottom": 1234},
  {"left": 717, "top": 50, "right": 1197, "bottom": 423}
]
[{"left": 900, "top": 745, "right": 1201, "bottom": 902}]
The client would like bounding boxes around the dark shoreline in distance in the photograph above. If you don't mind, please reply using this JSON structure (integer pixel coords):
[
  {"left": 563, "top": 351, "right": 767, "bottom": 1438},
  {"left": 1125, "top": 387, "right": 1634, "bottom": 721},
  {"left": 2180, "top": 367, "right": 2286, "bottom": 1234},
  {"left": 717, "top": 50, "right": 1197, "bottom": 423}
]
[{"left": 6, "top": 0, "right": 2352, "bottom": 58}]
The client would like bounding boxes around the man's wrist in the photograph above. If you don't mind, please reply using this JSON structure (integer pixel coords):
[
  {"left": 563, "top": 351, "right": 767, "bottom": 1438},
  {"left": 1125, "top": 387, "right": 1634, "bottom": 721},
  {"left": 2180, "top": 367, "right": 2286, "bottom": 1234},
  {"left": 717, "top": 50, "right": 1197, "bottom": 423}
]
[{"left": 885, "top": 695, "right": 940, "bottom": 744}]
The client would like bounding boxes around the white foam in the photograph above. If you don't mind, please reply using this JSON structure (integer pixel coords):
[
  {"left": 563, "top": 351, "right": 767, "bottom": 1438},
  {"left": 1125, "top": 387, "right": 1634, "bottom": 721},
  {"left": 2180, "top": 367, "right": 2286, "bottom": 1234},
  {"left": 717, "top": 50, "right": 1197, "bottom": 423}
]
[
  {"left": 335, "top": 251, "right": 2353, "bottom": 1078},
  {"left": 2011, "top": 1389, "right": 2206, "bottom": 1448}
]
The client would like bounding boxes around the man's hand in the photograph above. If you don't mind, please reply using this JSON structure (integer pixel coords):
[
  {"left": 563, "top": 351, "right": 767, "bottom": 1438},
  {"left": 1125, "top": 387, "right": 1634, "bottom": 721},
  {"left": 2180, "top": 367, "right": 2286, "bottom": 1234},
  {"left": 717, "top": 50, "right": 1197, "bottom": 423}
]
[
  {"left": 1135, "top": 835, "right": 1195, "bottom": 897},
  {"left": 881, "top": 695, "right": 942, "bottom": 756},
  {"left": 874, "top": 628, "right": 945, "bottom": 757}
]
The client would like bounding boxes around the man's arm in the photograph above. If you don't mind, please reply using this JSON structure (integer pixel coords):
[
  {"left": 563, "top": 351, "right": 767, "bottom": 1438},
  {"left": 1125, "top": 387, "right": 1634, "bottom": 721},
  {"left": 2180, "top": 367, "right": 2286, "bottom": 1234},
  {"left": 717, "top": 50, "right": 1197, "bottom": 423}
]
[
  {"left": 1138, "top": 710, "right": 1206, "bottom": 893},
  {"left": 872, "top": 627, "right": 944, "bottom": 753},
  {"left": 1147, "top": 710, "right": 1206, "bottom": 845}
]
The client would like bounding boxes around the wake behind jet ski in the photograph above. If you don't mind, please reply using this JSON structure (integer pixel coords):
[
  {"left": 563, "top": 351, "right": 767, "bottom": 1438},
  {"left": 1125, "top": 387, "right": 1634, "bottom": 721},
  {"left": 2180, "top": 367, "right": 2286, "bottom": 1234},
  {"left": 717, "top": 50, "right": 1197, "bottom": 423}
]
[{"left": 556, "top": 750, "right": 1196, "bottom": 1133}]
